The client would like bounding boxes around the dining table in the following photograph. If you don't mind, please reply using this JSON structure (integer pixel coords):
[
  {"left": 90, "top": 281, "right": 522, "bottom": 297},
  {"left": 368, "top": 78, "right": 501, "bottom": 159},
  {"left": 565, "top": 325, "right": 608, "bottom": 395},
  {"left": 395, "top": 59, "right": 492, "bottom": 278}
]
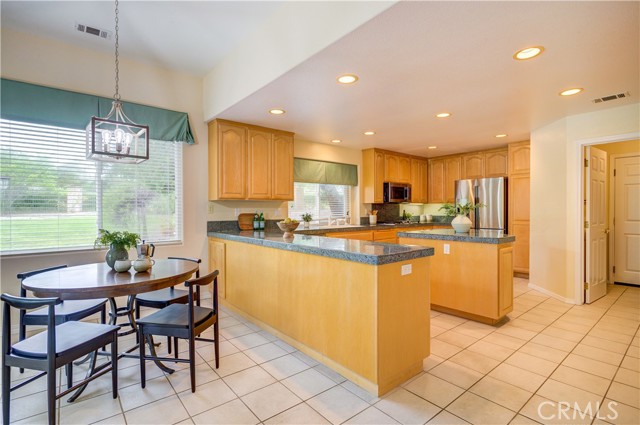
[{"left": 21, "top": 258, "right": 200, "bottom": 399}]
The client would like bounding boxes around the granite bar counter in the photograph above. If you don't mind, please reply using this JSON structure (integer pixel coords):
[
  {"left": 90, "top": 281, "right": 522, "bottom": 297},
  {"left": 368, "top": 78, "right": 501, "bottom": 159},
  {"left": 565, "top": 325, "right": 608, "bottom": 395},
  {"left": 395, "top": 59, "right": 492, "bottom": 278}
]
[
  {"left": 208, "top": 230, "right": 433, "bottom": 395},
  {"left": 397, "top": 228, "right": 515, "bottom": 244}
]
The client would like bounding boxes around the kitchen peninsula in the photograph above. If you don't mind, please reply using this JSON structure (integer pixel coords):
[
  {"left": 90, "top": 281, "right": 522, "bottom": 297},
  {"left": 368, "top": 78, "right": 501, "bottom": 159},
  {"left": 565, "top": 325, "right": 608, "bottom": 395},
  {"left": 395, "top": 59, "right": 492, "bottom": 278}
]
[
  {"left": 207, "top": 230, "right": 434, "bottom": 396},
  {"left": 399, "top": 229, "right": 515, "bottom": 324}
]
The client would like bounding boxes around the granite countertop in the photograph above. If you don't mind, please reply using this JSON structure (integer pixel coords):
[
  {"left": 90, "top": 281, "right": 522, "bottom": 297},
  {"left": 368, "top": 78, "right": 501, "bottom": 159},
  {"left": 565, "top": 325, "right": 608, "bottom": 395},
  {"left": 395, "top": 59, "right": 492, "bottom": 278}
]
[
  {"left": 295, "top": 221, "right": 449, "bottom": 235},
  {"left": 207, "top": 230, "right": 434, "bottom": 265},
  {"left": 397, "top": 229, "right": 515, "bottom": 244}
]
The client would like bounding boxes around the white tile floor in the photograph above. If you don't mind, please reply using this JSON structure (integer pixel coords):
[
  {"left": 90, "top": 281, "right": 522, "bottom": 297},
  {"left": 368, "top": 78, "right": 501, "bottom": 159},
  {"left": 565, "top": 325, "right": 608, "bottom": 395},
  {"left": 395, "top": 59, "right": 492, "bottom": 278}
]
[{"left": 3, "top": 278, "right": 639, "bottom": 425}]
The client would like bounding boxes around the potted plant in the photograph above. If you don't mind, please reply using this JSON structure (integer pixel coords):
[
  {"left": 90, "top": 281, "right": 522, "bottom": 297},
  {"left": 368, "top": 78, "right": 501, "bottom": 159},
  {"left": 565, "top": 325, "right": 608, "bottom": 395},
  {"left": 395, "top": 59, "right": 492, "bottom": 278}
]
[
  {"left": 94, "top": 229, "right": 141, "bottom": 269},
  {"left": 439, "top": 202, "right": 484, "bottom": 233},
  {"left": 301, "top": 213, "right": 313, "bottom": 228}
]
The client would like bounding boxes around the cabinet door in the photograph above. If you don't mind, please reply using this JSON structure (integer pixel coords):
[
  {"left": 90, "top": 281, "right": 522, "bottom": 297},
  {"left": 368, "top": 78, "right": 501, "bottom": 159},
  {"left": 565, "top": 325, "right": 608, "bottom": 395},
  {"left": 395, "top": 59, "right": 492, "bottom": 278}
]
[
  {"left": 272, "top": 133, "right": 294, "bottom": 200},
  {"left": 218, "top": 122, "right": 247, "bottom": 199},
  {"left": 512, "top": 223, "right": 530, "bottom": 273},
  {"left": 247, "top": 129, "right": 272, "bottom": 199},
  {"left": 444, "top": 156, "right": 462, "bottom": 203},
  {"left": 428, "top": 158, "right": 445, "bottom": 203},
  {"left": 208, "top": 239, "right": 226, "bottom": 299},
  {"left": 462, "top": 153, "right": 484, "bottom": 179},
  {"left": 485, "top": 149, "right": 508, "bottom": 177},
  {"left": 508, "top": 142, "right": 530, "bottom": 175},
  {"left": 398, "top": 156, "right": 412, "bottom": 183},
  {"left": 411, "top": 159, "right": 428, "bottom": 203},
  {"left": 510, "top": 175, "right": 530, "bottom": 222},
  {"left": 374, "top": 151, "right": 385, "bottom": 203},
  {"left": 384, "top": 154, "right": 399, "bottom": 182},
  {"left": 325, "top": 231, "right": 373, "bottom": 241}
]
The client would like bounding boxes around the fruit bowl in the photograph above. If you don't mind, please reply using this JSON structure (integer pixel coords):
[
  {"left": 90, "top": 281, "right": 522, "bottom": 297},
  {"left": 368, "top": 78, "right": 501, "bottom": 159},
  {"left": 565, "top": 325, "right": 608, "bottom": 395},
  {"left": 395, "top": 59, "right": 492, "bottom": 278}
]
[{"left": 277, "top": 221, "right": 300, "bottom": 238}]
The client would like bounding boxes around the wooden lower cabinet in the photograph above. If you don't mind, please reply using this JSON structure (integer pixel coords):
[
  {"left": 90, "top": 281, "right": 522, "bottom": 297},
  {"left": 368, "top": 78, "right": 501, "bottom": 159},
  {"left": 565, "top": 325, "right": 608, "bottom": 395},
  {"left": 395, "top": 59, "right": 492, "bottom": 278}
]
[
  {"left": 399, "top": 237, "right": 514, "bottom": 324},
  {"left": 511, "top": 223, "right": 530, "bottom": 274},
  {"left": 325, "top": 231, "right": 373, "bottom": 241},
  {"left": 208, "top": 239, "right": 226, "bottom": 299}
]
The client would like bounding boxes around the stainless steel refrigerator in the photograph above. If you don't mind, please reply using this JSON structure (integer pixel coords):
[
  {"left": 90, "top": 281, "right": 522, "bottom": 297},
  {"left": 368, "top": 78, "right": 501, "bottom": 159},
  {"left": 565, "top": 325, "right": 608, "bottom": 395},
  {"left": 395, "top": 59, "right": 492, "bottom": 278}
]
[{"left": 454, "top": 177, "right": 507, "bottom": 232}]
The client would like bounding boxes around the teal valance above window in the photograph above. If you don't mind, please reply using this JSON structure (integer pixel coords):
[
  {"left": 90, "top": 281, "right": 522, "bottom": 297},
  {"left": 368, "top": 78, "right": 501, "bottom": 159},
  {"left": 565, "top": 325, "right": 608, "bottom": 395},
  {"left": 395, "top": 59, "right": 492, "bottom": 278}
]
[
  {"left": 294, "top": 158, "right": 358, "bottom": 186},
  {"left": 1, "top": 78, "right": 195, "bottom": 144}
]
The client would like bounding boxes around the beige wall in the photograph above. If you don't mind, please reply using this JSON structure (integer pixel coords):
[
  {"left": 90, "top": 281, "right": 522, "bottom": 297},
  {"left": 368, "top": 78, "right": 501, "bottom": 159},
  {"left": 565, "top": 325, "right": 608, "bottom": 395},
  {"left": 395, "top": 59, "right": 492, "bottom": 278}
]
[
  {"left": 0, "top": 28, "right": 210, "bottom": 298},
  {"left": 530, "top": 103, "right": 640, "bottom": 302}
]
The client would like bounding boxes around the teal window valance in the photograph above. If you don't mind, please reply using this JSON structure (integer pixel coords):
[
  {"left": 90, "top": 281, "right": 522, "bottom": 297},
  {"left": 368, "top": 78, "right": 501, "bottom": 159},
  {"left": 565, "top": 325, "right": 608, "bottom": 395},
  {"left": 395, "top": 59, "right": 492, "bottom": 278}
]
[
  {"left": 294, "top": 158, "right": 358, "bottom": 186},
  {"left": 1, "top": 78, "right": 194, "bottom": 144}
]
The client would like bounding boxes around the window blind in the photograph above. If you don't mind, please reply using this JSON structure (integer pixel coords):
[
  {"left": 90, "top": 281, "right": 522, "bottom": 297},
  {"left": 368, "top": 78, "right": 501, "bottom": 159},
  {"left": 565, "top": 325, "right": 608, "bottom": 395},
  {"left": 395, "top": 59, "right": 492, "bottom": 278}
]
[
  {"left": 288, "top": 182, "right": 351, "bottom": 224},
  {"left": 0, "top": 119, "right": 183, "bottom": 254}
]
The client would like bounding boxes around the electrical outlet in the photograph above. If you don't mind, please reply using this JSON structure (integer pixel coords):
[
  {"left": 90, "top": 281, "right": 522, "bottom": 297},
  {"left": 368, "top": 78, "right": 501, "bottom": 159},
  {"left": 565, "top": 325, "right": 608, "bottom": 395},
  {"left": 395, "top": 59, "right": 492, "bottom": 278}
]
[
  {"left": 443, "top": 244, "right": 450, "bottom": 254},
  {"left": 401, "top": 264, "right": 412, "bottom": 275},
  {"left": 207, "top": 203, "right": 215, "bottom": 214}
]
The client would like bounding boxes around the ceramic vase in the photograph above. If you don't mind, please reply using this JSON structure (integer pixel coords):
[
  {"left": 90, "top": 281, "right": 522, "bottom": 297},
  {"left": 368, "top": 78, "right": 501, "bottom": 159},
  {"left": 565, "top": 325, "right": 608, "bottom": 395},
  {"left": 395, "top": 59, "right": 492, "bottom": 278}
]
[
  {"left": 303, "top": 221, "right": 310, "bottom": 229},
  {"left": 451, "top": 214, "right": 472, "bottom": 233},
  {"left": 105, "top": 244, "right": 129, "bottom": 270}
]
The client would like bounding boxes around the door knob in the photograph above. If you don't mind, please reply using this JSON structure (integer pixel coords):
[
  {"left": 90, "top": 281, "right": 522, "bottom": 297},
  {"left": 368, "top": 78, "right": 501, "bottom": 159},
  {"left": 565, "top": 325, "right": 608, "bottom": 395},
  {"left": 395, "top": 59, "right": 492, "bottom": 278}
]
[{"left": 604, "top": 228, "right": 610, "bottom": 234}]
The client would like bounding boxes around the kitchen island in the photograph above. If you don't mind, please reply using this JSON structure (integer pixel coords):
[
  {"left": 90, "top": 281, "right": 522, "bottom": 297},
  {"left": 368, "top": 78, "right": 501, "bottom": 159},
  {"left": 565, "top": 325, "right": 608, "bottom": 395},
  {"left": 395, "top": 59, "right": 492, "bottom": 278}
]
[
  {"left": 208, "top": 231, "right": 434, "bottom": 396},
  {"left": 398, "top": 229, "right": 515, "bottom": 324}
]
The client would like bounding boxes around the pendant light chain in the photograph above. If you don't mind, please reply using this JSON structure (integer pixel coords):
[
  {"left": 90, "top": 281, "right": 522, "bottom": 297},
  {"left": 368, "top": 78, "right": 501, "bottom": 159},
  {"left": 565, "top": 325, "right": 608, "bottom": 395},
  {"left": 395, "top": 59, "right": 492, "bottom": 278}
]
[{"left": 113, "top": 0, "right": 120, "bottom": 101}]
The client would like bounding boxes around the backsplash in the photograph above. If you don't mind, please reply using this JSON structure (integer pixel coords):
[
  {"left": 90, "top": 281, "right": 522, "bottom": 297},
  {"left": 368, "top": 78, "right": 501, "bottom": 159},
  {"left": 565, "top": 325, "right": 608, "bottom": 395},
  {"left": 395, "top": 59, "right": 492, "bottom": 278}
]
[{"left": 369, "top": 203, "right": 399, "bottom": 223}]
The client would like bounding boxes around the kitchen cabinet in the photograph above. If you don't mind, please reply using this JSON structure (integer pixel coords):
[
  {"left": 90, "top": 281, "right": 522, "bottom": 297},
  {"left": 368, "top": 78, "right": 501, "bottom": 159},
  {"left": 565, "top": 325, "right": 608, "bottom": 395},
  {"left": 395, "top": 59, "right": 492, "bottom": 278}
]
[
  {"left": 508, "top": 141, "right": 530, "bottom": 275},
  {"left": 373, "top": 229, "right": 398, "bottom": 243},
  {"left": 362, "top": 149, "right": 386, "bottom": 203},
  {"left": 208, "top": 119, "right": 294, "bottom": 201},
  {"left": 410, "top": 158, "right": 428, "bottom": 203},
  {"left": 444, "top": 156, "right": 462, "bottom": 203},
  {"left": 325, "top": 231, "right": 374, "bottom": 241},
  {"left": 462, "top": 153, "right": 484, "bottom": 179},
  {"left": 208, "top": 239, "right": 226, "bottom": 299},
  {"left": 485, "top": 149, "right": 508, "bottom": 177},
  {"left": 428, "top": 158, "right": 445, "bottom": 203},
  {"left": 384, "top": 153, "right": 411, "bottom": 183}
]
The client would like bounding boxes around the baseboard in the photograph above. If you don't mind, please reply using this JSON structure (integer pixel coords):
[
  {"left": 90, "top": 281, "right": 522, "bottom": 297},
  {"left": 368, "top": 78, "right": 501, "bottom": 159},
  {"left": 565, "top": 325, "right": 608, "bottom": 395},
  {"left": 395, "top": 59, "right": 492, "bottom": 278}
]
[{"left": 527, "top": 282, "right": 577, "bottom": 304}]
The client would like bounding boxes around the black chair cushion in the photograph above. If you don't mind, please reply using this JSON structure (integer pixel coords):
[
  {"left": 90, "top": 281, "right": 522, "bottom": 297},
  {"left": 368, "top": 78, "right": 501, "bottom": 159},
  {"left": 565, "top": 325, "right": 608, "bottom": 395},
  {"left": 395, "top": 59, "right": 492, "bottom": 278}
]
[
  {"left": 136, "top": 288, "right": 188, "bottom": 305},
  {"left": 137, "top": 304, "right": 215, "bottom": 329},
  {"left": 11, "top": 321, "right": 119, "bottom": 359},
  {"left": 24, "top": 299, "right": 107, "bottom": 324}
]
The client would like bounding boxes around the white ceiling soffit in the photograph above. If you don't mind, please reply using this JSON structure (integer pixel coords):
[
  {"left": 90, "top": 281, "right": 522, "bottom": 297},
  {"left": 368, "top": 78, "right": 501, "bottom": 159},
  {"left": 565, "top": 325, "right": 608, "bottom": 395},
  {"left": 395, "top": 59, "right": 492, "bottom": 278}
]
[
  {"left": 217, "top": 1, "right": 640, "bottom": 157},
  {"left": 0, "top": 0, "right": 283, "bottom": 77}
]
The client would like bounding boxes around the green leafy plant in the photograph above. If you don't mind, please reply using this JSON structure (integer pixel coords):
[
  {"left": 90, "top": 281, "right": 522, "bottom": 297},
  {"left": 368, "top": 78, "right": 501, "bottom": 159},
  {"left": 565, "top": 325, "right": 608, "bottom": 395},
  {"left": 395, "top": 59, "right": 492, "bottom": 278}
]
[
  {"left": 94, "top": 229, "right": 141, "bottom": 249},
  {"left": 301, "top": 213, "right": 313, "bottom": 223},
  {"left": 439, "top": 202, "right": 485, "bottom": 217}
]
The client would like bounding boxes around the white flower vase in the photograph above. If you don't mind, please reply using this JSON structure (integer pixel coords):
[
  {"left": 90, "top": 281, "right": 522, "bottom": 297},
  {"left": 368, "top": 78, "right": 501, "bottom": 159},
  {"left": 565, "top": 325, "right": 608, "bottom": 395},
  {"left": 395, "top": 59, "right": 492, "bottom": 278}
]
[
  {"left": 303, "top": 221, "right": 310, "bottom": 229},
  {"left": 451, "top": 214, "right": 472, "bottom": 233}
]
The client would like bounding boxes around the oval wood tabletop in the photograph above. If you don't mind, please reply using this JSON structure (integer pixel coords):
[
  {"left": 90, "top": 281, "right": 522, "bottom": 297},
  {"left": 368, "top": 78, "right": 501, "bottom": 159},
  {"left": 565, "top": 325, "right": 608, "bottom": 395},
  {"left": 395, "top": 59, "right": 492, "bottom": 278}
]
[{"left": 22, "top": 259, "right": 200, "bottom": 300}]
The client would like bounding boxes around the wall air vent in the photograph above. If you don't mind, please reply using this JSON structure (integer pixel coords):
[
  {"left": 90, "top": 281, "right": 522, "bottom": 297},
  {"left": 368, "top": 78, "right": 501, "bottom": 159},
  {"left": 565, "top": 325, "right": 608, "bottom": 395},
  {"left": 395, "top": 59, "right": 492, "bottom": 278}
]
[
  {"left": 592, "top": 92, "right": 630, "bottom": 104},
  {"left": 75, "top": 23, "right": 112, "bottom": 40}
]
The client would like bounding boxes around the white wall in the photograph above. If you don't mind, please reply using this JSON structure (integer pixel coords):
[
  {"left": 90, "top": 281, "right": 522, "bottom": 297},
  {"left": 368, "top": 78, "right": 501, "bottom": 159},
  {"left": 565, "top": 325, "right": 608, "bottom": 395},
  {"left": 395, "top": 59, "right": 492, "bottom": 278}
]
[
  {"left": 530, "top": 102, "right": 640, "bottom": 302},
  {"left": 0, "top": 28, "right": 209, "bottom": 297}
]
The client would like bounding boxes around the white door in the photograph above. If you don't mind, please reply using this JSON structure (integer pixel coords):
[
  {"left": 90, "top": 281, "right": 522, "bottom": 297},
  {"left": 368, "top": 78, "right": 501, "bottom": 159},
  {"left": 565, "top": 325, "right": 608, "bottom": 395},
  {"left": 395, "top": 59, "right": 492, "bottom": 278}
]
[
  {"left": 614, "top": 155, "right": 640, "bottom": 285},
  {"left": 585, "top": 146, "right": 608, "bottom": 303}
]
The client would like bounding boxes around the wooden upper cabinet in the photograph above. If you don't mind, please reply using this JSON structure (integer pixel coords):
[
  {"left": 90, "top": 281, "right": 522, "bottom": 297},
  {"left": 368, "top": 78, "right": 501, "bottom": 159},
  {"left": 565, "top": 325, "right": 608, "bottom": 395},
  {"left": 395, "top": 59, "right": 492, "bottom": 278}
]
[
  {"left": 398, "top": 156, "right": 411, "bottom": 183},
  {"left": 247, "top": 129, "right": 272, "bottom": 199},
  {"left": 272, "top": 133, "right": 294, "bottom": 200},
  {"left": 444, "top": 156, "right": 462, "bottom": 203},
  {"left": 411, "top": 158, "right": 428, "bottom": 203},
  {"left": 462, "top": 153, "right": 484, "bottom": 179},
  {"left": 362, "top": 149, "right": 386, "bottom": 203},
  {"left": 485, "top": 149, "right": 508, "bottom": 177},
  {"left": 384, "top": 154, "right": 411, "bottom": 183},
  {"left": 215, "top": 121, "right": 247, "bottom": 199},
  {"left": 508, "top": 141, "right": 530, "bottom": 175},
  {"left": 208, "top": 119, "right": 294, "bottom": 201},
  {"left": 428, "top": 158, "right": 445, "bottom": 203},
  {"left": 510, "top": 175, "right": 530, "bottom": 222}
]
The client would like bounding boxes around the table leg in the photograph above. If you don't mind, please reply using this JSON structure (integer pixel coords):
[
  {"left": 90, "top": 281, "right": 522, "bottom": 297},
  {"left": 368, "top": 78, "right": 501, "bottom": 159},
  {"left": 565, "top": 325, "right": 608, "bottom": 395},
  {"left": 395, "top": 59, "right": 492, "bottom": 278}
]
[{"left": 66, "top": 350, "right": 98, "bottom": 402}]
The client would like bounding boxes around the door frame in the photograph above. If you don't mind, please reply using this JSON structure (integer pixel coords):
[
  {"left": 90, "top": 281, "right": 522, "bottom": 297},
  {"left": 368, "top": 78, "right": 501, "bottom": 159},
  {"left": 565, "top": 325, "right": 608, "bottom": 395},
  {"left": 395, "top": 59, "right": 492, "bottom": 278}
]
[
  {"left": 609, "top": 152, "right": 640, "bottom": 284},
  {"left": 574, "top": 132, "right": 640, "bottom": 305}
]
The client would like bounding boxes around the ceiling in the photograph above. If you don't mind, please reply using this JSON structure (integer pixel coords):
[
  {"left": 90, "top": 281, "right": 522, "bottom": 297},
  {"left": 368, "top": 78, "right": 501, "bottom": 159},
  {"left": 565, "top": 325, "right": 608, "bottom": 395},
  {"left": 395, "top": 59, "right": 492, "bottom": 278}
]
[{"left": 2, "top": 1, "right": 639, "bottom": 157}]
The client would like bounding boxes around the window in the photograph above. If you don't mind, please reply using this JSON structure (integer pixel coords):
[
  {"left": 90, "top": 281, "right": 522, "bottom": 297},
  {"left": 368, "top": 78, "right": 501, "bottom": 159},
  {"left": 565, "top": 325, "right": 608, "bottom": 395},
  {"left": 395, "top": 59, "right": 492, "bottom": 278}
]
[
  {"left": 288, "top": 182, "right": 350, "bottom": 224},
  {"left": 0, "top": 119, "right": 183, "bottom": 254}
]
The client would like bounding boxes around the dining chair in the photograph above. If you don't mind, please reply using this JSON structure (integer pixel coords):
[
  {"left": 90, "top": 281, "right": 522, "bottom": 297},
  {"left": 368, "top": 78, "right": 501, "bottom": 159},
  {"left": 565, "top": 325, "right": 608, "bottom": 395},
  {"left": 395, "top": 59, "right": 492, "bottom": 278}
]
[
  {"left": 17, "top": 265, "right": 108, "bottom": 386},
  {"left": 134, "top": 257, "right": 201, "bottom": 354},
  {"left": 137, "top": 270, "right": 219, "bottom": 393},
  {"left": 1, "top": 293, "right": 119, "bottom": 425}
]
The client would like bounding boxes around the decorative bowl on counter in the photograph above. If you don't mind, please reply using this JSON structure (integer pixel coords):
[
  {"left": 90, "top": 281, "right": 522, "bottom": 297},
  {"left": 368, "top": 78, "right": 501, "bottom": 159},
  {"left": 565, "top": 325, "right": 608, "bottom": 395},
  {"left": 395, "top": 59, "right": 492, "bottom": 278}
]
[{"left": 277, "top": 221, "right": 300, "bottom": 238}]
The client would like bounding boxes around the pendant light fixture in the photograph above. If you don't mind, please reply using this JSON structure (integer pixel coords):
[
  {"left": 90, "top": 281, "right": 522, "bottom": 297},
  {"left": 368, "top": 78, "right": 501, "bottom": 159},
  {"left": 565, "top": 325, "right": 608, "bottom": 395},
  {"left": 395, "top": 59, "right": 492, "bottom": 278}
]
[{"left": 86, "top": 0, "right": 149, "bottom": 164}]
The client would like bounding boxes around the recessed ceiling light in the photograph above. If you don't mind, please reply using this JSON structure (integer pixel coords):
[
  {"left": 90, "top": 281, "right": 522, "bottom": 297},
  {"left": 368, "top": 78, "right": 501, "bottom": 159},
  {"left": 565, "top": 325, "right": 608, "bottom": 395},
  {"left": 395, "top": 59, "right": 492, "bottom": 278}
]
[
  {"left": 363, "top": 131, "right": 375, "bottom": 136},
  {"left": 495, "top": 134, "right": 508, "bottom": 138},
  {"left": 428, "top": 146, "right": 437, "bottom": 150},
  {"left": 513, "top": 46, "right": 544, "bottom": 60},
  {"left": 435, "top": 113, "right": 451, "bottom": 118},
  {"left": 331, "top": 139, "right": 342, "bottom": 144},
  {"left": 559, "top": 88, "right": 583, "bottom": 96},
  {"left": 269, "top": 108, "right": 285, "bottom": 115},
  {"left": 337, "top": 74, "right": 358, "bottom": 84}
]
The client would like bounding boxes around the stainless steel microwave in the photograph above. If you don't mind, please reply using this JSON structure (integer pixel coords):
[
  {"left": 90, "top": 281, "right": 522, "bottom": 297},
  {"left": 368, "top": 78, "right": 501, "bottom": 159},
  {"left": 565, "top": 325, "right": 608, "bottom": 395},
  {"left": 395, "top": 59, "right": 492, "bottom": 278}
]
[{"left": 383, "top": 182, "right": 411, "bottom": 203}]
